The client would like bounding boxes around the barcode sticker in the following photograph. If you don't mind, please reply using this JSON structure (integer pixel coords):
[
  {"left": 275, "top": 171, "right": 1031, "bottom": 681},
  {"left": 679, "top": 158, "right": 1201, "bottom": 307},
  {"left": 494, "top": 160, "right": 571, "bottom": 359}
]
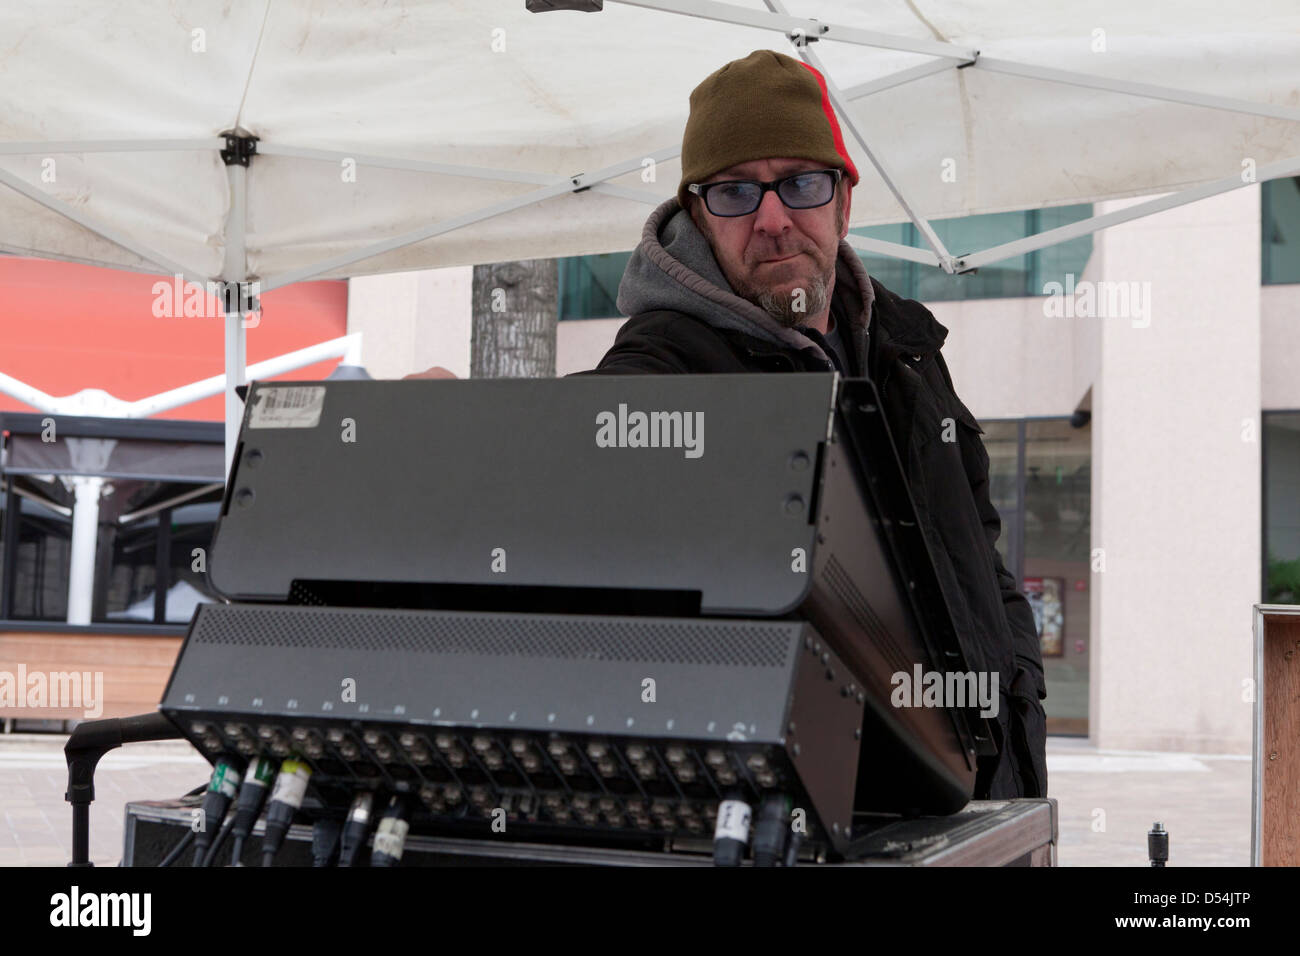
[{"left": 248, "top": 386, "right": 326, "bottom": 429}]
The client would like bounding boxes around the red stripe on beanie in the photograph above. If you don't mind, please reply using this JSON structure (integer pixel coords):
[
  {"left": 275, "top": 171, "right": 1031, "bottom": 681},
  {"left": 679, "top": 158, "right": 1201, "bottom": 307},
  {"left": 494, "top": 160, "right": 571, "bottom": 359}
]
[{"left": 799, "top": 61, "right": 859, "bottom": 185}]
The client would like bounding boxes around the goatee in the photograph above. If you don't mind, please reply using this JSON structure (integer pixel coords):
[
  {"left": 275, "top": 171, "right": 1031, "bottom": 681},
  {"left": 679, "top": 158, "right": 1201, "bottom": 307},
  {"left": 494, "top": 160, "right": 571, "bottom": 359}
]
[{"left": 744, "top": 270, "right": 833, "bottom": 328}]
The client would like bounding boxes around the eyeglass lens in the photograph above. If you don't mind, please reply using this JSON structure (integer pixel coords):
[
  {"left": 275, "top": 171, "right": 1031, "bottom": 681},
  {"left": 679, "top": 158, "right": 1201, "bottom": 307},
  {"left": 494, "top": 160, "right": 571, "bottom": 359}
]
[{"left": 707, "top": 171, "right": 835, "bottom": 216}]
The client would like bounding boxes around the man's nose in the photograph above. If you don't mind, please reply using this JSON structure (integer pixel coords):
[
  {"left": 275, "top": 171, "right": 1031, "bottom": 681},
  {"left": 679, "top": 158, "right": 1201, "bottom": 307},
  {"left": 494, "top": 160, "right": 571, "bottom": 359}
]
[{"left": 752, "top": 187, "right": 793, "bottom": 235}]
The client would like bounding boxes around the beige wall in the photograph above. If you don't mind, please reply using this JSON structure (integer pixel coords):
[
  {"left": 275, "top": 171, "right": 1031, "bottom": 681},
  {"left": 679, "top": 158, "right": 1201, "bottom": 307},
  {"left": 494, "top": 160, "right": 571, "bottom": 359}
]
[
  {"left": 1087, "top": 188, "right": 1261, "bottom": 754},
  {"left": 557, "top": 317, "right": 625, "bottom": 376},
  {"left": 347, "top": 266, "right": 472, "bottom": 379},
  {"left": 927, "top": 296, "right": 1079, "bottom": 421},
  {"left": 1262, "top": 284, "right": 1300, "bottom": 411}
]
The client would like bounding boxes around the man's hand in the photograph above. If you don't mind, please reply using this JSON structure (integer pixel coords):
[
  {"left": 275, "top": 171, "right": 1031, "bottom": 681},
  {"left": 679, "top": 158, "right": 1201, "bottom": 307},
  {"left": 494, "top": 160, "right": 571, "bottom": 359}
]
[{"left": 402, "top": 366, "right": 459, "bottom": 380}]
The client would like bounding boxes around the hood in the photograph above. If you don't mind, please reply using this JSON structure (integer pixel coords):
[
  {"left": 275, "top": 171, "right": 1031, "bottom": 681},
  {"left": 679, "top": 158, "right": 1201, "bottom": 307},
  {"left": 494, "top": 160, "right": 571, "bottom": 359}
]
[{"left": 615, "top": 197, "right": 874, "bottom": 372}]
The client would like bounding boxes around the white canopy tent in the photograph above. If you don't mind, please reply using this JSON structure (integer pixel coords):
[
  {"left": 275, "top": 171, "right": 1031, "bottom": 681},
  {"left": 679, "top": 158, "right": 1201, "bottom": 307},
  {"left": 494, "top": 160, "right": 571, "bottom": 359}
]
[{"left": 2, "top": 0, "right": 1299, "bottom": 461}]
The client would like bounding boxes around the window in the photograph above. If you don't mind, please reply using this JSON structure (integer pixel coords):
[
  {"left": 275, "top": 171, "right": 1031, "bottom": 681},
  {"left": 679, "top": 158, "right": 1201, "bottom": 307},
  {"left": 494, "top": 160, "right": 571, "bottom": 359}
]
[
  {"left": 1, "top": 480, "right": 73, "bottom": 621},
  {"left": 0, "top": 475, "right": 223, "bottom": 625},
  {"left": 981, "top": 417, "right": 1092, "bottom": 735},
  {"left": 1264, "top": 411, "right": 1300, "bottom": 603},
  {"left": 558, "top": 252, "right": 631, "bottom": 320},
  {"left": 1263, "top": 176, "right": 1300, "bottom": 285},
  {"left": 0, "top": 415, "right": 226, "bottom": 627},
  {"left": 850, "top": 205, "right": 1095, "bottom": 302},
  {"left": 556, "top": 204, "right": 1095, "bottom": 319}
]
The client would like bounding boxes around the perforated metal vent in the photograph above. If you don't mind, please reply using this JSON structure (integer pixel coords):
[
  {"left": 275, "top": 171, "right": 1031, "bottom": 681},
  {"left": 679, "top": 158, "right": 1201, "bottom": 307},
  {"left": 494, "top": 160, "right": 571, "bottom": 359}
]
[
  {"left": 822, "top": 555, "right": 912, "bottom": 675},
  {"left": 193, "top": 605, "right": 796, "bottom": 668}
]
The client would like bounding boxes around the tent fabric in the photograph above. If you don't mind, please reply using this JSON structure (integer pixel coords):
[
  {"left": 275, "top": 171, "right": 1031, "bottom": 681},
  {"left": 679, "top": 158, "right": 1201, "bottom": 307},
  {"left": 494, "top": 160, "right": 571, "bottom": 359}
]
[
  {"left": 1, "top": 0, "right": 1298, "bottom": 283},
  {"left": 3, "top": 434, "right": 226, "bottom": 483}
]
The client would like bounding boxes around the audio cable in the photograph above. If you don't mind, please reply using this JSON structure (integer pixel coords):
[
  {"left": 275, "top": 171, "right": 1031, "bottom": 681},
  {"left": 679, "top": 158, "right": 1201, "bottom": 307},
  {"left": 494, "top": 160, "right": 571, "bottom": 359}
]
[
  {"left": 752, "top": 794, "right": 791, "bottom": 867},
  {"left": 226, "top": 755, "right": 277, "bottom": 866},
  {"left": 192, "top": 757, "right": 242, "bottom": 867},
  {"left": 368, "top": 794, "right": 411, "bottom": 867},
  {"left": 311, "top": 817, "right": 343, "bottom": 867},
  {"left": 261, "top": 759, "right": 312, "bottom": 867},
  {"left": 337, "top": 791, "right": 375, "bottom": 867},
  {"left": 712, "top": 793, "right": 752, "bottom": 867}
]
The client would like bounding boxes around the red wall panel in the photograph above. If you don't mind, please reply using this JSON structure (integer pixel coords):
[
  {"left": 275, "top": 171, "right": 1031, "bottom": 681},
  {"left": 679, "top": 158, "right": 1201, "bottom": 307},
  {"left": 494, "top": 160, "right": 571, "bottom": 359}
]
[{"left": 0, "top": 257, "right": 348, "bottom": 421}]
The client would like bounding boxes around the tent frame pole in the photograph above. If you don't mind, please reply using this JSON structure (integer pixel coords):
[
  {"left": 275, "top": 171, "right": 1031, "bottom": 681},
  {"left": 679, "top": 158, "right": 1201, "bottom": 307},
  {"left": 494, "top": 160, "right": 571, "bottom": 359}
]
[
  {"left": 0, "top": 138, "right": 224, "bottom": 156},
  {"left": 219, "top": 134, "right": 257, "bottom": 478},
  {"left": 957, "top": 154, "right": 1300, "bottom": 271}
]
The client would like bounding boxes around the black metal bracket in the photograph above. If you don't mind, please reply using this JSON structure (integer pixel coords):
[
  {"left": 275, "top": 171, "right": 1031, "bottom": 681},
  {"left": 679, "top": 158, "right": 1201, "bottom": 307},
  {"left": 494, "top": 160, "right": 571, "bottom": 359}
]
[
  {"left": 218, "top": 280, "right": 261, "bottom": 316},
  {"left": 219, "top": 133, "right": 259, "bottom": 168}
]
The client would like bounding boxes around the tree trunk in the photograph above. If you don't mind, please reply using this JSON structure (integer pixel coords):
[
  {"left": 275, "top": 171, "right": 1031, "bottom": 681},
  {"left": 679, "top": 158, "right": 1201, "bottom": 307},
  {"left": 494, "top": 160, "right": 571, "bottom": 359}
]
[{"left": 470, "top": 259, "right": 558, "bottom": 378}]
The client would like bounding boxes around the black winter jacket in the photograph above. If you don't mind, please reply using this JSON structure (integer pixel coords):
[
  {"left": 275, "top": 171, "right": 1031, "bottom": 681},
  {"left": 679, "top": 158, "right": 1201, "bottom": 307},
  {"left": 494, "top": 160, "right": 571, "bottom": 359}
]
[{"left": 570, "top": 198, "right": 1048, "bottom": 800}]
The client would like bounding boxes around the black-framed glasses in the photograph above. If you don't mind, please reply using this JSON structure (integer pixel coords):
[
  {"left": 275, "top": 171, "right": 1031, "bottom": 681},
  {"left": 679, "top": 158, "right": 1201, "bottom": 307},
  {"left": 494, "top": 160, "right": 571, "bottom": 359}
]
[{"left": 688, "top": 168, "right": 842, "bottom": 217}]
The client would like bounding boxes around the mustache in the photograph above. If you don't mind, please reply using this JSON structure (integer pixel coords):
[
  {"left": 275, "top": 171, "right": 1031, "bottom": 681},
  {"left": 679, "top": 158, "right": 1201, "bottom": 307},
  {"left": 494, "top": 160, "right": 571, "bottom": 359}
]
[{"left": 747, "top": 245, "right": 810, "bottom": 265}]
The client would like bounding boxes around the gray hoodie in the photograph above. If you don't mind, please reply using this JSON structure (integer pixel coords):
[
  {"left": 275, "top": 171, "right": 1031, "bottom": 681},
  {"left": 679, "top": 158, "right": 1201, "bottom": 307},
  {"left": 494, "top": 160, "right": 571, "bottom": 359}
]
[{"left": 615, "top": 197, "right": 875, "bottom": 375}]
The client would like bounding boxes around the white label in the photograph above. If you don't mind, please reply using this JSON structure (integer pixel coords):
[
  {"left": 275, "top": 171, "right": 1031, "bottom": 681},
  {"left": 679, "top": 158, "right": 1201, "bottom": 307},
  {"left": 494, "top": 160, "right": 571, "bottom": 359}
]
[
  {"left": 374, "top": 818, "right": 410, "bottom": 860},
  {"left": 249, "top": 386, "right": 326, "bottom": 429},
  {"left": 270, "top": 764, "right": 310, "bottom": 808},
  {"left": 212, "top": 763, "right": 241, "bottom": 800},
  {"left": 713, "top": 800, "right": 751, "bottom": 844}
]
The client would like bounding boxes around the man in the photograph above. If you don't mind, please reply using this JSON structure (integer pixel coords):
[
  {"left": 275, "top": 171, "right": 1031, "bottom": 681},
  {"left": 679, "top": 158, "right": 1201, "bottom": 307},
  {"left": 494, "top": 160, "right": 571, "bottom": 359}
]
[
  {"left": 572, "top": 49, "right": 1047, "bottom": 801},
  {"left": 409, "top": 49, "right": 1047, "bottom": 800}
]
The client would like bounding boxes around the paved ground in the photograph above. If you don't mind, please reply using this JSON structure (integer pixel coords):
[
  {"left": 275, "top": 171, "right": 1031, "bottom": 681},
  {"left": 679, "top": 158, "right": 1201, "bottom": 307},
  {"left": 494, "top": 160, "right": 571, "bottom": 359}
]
[
  {"left": 1046, "top": 736, "right": 1251, "bottom": 866},
  {"left": 0, "top": 733, "right": 1251, "bottom": 866}
]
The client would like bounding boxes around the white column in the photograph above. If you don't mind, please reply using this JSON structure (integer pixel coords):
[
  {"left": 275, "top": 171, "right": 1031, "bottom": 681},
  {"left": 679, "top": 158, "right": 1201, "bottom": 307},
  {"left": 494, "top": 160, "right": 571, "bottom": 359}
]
[
  {"left": 66, "top": 476, "right": 104, "bottom": 625},
  {"left": 1088, "top": 185, "right": 1261, "bottom": 753}
]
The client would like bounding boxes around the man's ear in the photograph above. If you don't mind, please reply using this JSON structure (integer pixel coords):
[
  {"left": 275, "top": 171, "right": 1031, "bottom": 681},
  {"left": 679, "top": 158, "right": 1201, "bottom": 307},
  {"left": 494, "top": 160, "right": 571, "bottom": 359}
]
[
  {"left": 688, "top": 196, "right": 709, "bottom": 238},
  {"left": 840, "top": 183, "right": 852, "bottom": 239}
]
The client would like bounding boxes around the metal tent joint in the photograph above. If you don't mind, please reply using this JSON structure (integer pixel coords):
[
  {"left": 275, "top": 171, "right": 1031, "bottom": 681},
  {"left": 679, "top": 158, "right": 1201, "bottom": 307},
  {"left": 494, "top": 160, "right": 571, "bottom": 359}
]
[
  {"left": 218, "top": 279, "right": 261, "bottom": 316},
  {"left": 788, "top": 22, "right": 827, "bottom": 47},
  {"left": 220, "top": 133, "right": 259, "bottom": 168}
]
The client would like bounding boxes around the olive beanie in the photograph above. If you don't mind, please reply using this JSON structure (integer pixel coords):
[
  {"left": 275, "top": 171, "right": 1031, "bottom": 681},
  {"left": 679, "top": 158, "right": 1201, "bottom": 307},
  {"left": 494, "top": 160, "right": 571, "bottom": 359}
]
[{"left": 677, "top": 49, "right": 860, "bottom": 209}]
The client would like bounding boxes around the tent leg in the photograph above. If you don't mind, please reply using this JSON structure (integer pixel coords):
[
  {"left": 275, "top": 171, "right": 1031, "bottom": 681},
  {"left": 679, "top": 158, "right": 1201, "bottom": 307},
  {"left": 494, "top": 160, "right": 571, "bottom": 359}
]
[
  {"left": 224, "top": 309, "right": 246, "bottom": 479},
  {"left": 221, "top": 145, "right": 251, "bottom": 479}
]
